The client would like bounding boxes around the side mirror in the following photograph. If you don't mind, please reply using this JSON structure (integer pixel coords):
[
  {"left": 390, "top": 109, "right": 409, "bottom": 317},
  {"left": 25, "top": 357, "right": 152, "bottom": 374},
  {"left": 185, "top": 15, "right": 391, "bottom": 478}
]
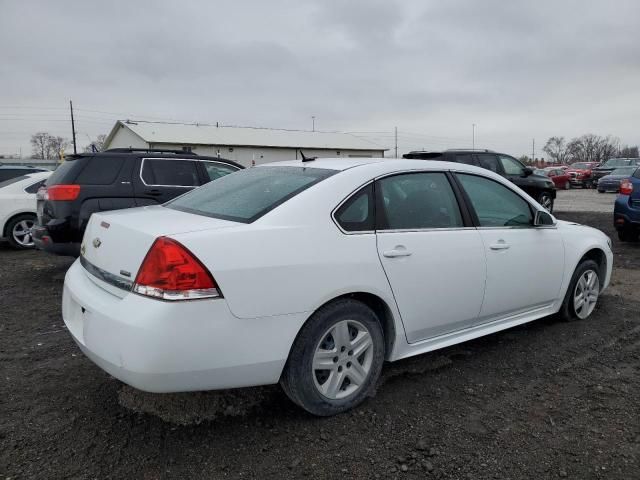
[
  {"left": 523, "top": 167, "right": 534, "bottom": 177},
  {"left": 534, "top": 210, "right": 555, "bottom": 226}
]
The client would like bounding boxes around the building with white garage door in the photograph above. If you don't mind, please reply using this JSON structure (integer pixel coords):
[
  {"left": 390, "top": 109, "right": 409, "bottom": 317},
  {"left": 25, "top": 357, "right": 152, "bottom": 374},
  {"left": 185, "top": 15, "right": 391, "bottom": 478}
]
[{"left": 103, "top": 120, "right": 386, "bottom": 167}]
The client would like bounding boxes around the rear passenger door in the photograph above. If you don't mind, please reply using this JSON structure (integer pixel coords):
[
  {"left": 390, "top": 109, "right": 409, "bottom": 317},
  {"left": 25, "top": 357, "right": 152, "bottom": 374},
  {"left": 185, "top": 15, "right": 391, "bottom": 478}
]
[
  {"left": 374, "top": 171, "right": 487, "bottom": 342},
  {"left": 135, "top": 158, "right": 201, "bottom": 205}
]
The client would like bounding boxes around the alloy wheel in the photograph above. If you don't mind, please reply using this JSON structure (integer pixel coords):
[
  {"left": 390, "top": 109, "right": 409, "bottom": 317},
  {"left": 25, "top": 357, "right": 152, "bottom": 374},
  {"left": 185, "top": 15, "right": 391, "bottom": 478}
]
[
  {"left": 540, "top": 194, "right": 553, "bottom": 211},
  {"left": 573, "top": 269, "right": 600, "bottom": 319},
  {"left": 12, "top": 219, "right": 35, "bottom": 247},
  {"left": 312, "top": 319, "right": 374, "bottom": 400}
]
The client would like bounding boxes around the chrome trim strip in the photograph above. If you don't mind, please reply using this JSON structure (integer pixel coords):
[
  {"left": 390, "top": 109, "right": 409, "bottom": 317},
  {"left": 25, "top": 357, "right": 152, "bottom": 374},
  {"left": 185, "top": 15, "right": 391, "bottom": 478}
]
[{"left": 80, "top": 256, "right": 133, "bottom": 291}]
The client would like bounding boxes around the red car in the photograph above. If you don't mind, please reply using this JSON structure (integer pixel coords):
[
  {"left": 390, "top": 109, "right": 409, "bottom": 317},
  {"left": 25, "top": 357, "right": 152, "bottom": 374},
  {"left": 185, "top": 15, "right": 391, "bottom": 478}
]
[
  {"left": 542, "top": 167, "right": 571, "bottom": 189},
  {"left": 566, "top": 162, "right": 600, "bottom": 188}
]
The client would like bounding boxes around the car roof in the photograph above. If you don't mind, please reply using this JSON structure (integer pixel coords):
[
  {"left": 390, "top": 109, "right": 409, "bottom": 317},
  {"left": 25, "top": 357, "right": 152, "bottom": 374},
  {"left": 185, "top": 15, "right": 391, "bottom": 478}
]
[{"left": 260, "top": 157, "right": 492, "bottom": 176}]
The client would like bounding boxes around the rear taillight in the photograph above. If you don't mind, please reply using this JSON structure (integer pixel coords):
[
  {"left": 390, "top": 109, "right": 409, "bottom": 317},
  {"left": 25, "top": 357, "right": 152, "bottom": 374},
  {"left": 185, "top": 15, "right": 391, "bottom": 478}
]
[
  {"left": 45, "top": 184, "right": 81, "bottom": 201},
  {"left": 620, "top": 180, "right": 633, "bottom": 195},
  {"left": 133, "top": 237, "right": 221, "bottom": 301}
]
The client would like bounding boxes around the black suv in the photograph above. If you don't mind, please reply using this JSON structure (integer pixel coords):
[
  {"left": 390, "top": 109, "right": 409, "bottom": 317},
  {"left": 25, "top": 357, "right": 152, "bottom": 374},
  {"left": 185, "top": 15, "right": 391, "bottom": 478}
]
[
  {"left": 33, "top": 148, "right": 242, "bottom": 256},
  {"left": 0, "top": 165, "right": 48, "bottom": 181},
  {"left": 403, "top": 149, "right": 556, "bottom": 211}
]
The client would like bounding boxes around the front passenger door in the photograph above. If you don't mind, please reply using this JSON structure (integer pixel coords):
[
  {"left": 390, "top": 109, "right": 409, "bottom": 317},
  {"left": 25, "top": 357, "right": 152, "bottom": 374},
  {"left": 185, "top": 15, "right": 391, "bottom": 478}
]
[
  {"left": 455, "top": 173, "right": 564, "bottom": 322},
  {"left": 375, "top": 172, "right": 486, "bottom": 343}
]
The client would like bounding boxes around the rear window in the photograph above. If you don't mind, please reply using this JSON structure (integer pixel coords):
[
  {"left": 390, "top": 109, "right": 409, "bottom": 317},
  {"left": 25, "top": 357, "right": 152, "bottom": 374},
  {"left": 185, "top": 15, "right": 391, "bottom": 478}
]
[
  {"left": 167, "top": 166, "right": 336, "bottom": 223},
  {"left": 46, "top": 159, "right": 87, "bottom": 185},
  {"left": 75, "top": 157, "right": 125, "bottom": 185}
]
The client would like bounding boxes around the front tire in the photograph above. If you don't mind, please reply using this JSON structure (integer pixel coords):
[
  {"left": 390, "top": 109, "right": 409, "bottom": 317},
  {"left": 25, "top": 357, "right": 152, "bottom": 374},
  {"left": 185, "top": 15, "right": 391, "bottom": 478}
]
[
  {"left": 564, "top": 182, "right": 570, "bottom": 190},
  {"left": 558, "top": 259, "right": 601, "bottom": 321},
  {"left": 6, "top": 214, "right": 36, "bottom": 250},
  {"left": 538, "top": 192, "right": 554, "bottom": 212},
  {"left": 280, "top": 299, "right": 385, "bottom": 416}
]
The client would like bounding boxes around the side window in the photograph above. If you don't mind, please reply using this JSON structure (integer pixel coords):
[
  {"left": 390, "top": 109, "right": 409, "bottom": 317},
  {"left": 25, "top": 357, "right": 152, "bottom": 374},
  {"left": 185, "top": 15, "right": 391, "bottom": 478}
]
[
  {"left": 377, "top": 172, "right": 463, "bottom": 230},
  {"left": 202, "top": 162, "right": 239, "bottom": 181},
  {"left": 457, "top": 174, "right": 533, "bottom": 227},
  {"left": 24, "top": 179, "right": 46, "bottom": 194},
  {"left": 141, "top": 159, "right": 199, "bottom": 187},
  {"left": 335, "top": 183, "right": 374, "bottom": 232},
  {"left": 75, "top": 157, "right": 125, "bottom": 185},
  {"left": 498, "top": 155, "right": 525, "bottom": 176},
  {"left": 455, "top": 154, "right": 476, "bottom": 165},
  {"left": 475, "top": 154, "right": 501, "bottom": 173}
]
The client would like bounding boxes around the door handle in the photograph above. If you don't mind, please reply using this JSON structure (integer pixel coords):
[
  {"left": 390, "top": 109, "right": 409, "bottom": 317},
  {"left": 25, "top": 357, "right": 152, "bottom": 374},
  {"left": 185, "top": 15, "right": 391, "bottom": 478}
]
[
  {"left": 383, "top": 248, "right": 412, "bottom": 258},
  {"left": 145, "top": 189, "right": 162, "bottom": 196},
  {"left": 489, "top": 240, "right": 510, "bottom": 250}
]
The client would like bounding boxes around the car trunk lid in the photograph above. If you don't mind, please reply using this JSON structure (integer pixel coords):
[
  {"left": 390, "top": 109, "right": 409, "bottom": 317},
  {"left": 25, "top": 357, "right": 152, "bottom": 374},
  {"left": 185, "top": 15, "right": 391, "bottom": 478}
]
[{"left": 80, "top": 205, "right": 237, "bottom": 291}]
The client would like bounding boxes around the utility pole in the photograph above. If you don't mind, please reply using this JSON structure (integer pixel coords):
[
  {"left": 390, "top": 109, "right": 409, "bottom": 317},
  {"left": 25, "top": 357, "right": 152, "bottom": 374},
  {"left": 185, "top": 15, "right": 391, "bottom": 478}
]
[
  {"left": 311, "top": 116, "right": 315, "bottom": 132},
  {"left": 472, "top": 123, "right": 476, "bottom": 150},
  {"left": 70, "top": 100, "right": 77, "bottom": 155},
  {"left": 394, "top": 126, "right": 398, "bottom": 158},
  {"left": 532, "top": 138, "right": 535, "bottom": 163}
]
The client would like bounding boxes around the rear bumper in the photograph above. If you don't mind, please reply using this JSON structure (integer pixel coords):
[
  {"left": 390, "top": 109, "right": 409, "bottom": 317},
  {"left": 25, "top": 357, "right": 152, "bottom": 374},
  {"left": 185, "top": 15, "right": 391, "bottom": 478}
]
[
  {"left": 33, "top": 225, "right": 80, "bottom": 256},
  {"left": 614, "top": 196, "right": 640, "bottom": 231},
  {"left": 62, "top": 260, "right": 308, "bottom": 393}
]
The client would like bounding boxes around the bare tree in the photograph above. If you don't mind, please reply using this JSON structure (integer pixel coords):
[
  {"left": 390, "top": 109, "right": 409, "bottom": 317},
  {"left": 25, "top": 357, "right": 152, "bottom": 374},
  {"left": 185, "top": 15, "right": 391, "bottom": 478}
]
[
  {"left": 566, "top": 134, "right": 620, "bottom": 164},
  {"left": 83, "top": 134, "right": 107, "bottom": 153},
  {"left": 30, "top": 132, "right": 71, "bottom": 159},
  {"left": 542, "top": 136, "right": 569, "bottom": 164},
  {"left": 48, "top": 136, "right": 70, "bottom": 159},
  {"left": 619, "top": 145, "right": 639, "bottom": 158},
  {"left": 30, "top": 132, "right": 51, "bottom": 159}
]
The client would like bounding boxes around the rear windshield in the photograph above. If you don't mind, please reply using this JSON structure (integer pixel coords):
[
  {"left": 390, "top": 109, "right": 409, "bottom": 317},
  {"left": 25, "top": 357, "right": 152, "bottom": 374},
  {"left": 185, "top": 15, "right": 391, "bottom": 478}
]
[
  {"left": 167, "top": 166, "right": 336, "bottom": 223},
  {"left": 45, "top": 159, "right": 87, "bottom": 185},
  {"left": 610, "top": 167, "right": 637, "bottom": 176},
  {"left": 604, "top": 158, "right": 632, "bottom": 167}
]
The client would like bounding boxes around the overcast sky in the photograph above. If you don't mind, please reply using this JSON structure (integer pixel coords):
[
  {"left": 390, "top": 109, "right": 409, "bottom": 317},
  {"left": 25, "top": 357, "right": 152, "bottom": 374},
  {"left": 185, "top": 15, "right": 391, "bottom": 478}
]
[{"left": 1, "top": 0, "right": 639, "bottom": 158}]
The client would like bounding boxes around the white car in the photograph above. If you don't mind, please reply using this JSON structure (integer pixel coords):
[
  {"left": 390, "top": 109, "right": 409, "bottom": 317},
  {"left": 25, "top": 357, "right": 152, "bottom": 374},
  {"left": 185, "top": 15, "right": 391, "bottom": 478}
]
[
  {"left": 63, "top": 158, "right": 612, "bottom": 415},
  {"left": 0, "top": 170, "right": 51, "bottom": 249}
]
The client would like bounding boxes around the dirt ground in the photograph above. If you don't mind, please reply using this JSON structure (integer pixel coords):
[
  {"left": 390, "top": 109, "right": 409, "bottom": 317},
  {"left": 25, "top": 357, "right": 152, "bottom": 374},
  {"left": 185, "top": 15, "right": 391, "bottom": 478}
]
[{"left": 1, "top": 211, "right": 639, "bottom": 480}]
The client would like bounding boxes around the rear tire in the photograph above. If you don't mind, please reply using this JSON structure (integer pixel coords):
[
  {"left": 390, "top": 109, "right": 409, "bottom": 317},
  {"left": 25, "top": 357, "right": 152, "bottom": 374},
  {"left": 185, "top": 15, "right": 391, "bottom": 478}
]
[
  {"left": 280, "top": 299, "right": 385, "bottom": 416},
  {"left": 6, "top": 214, "right": 36, "bottom": 250},
  {"left": 598, "top": 189, "right": 604, "bottom": 193},
  {"left": 558, "top": 259, "right": 601, "bottom": 321}
]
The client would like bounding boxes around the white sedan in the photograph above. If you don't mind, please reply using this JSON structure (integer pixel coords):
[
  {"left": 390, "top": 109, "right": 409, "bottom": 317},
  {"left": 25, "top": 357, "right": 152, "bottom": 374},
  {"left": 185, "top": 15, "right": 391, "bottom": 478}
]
[
  {"left": 63, "top": 158, "right": 612, "bottom": 415},
  {"left": 0, "top": 170, "right": 51, "bottom": 249}
]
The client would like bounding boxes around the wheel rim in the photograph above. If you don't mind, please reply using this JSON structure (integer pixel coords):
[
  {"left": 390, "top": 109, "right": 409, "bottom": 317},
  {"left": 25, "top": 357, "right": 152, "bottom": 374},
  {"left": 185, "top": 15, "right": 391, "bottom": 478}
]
[
  {"left": 540, "top": 194, "right": 553, "bottom": 211},
  {"left": 312, "top": 319, "right": 374, "bottom": 400},
  {"left": 573, "top": 269, "right": 600, "bottom": 319},
  {"left": 12, "top": 219, "right": 35, "bottom": 247}
]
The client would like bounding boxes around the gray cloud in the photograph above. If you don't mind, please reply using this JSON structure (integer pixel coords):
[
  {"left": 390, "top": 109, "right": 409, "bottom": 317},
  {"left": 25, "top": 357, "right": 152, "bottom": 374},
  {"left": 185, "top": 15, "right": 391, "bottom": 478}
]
[{"left": 1, "top": 0, "right": 639, "bottom": 157}]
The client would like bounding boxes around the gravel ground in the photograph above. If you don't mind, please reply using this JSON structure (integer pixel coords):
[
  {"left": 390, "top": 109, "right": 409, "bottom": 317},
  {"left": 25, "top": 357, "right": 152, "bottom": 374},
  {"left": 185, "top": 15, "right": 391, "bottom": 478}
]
[
  {"left": 554, "top": 188, "right": 617, "bottom": 213},
  {"left": 1, "top": 212, "right": 639, "bottom": 479}
]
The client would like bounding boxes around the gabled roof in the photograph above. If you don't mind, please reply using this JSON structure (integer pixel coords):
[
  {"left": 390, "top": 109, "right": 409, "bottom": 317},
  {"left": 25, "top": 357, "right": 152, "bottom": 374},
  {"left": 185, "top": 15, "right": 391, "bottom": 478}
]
[{"left": 105, "top": 120, "right": 386, "bottom": 151}]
